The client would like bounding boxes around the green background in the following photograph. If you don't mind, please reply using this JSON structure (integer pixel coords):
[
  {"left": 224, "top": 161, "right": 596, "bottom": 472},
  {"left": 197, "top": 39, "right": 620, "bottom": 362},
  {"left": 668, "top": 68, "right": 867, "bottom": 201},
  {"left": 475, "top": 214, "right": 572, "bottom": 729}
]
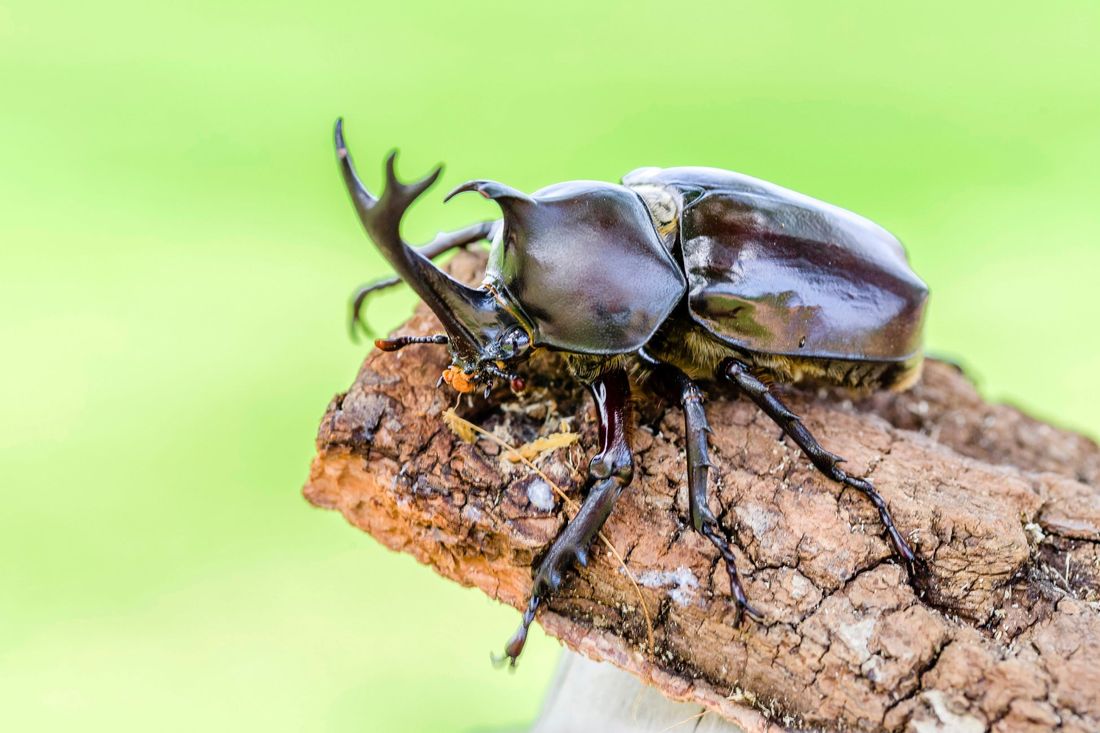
[{"left": 3, "top": 2, "right": 1099, "bottom": 731}]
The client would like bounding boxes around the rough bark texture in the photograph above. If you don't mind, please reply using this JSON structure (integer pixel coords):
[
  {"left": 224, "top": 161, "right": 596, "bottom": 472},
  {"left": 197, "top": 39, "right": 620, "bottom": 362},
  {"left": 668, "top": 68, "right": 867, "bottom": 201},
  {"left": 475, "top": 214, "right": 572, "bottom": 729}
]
[{"left": 304, "top": 251, "right": 1100, "bottom": 733}]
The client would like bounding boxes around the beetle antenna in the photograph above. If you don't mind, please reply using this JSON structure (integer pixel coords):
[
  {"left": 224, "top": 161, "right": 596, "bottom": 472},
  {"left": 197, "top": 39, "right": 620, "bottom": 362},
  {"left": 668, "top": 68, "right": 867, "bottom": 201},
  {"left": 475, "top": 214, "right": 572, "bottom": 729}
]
[{"left": 374, "top": 334, "right": 449, "bottom": 352}]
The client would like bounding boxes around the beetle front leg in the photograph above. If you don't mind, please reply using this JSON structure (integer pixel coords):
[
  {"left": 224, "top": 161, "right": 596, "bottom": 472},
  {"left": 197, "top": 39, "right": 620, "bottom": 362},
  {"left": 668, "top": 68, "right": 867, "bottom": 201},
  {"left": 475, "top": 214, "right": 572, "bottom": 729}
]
[
  {"left": 348, "top": 221, "right": 498, "bottom": 339},
  {"left": 720, "top": 358, "right": 920, "bottom": 578},
  {"left": 497, "top": 368, "right": 634, "bottom": 667}
]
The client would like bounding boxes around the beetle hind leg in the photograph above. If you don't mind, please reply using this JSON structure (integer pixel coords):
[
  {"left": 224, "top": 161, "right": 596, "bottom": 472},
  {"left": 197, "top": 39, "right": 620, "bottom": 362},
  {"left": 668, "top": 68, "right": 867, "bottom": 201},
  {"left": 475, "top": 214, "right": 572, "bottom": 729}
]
[{"left": 720, "top": 358, "right": 920, "bottom": 578}]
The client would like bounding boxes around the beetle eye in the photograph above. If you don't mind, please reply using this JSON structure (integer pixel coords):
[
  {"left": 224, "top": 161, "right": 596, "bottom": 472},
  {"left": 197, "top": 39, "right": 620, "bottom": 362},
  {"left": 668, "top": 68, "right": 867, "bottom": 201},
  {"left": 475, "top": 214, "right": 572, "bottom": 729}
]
[{"left": 497, "top": 328, "right": 530, "bottom": 359}]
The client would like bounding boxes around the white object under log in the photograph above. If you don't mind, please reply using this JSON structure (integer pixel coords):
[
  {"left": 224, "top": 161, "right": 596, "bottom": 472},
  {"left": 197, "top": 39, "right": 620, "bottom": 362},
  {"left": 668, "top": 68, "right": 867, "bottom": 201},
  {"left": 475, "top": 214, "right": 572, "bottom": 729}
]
[{"left": 530, "top": 651, "right": 747, "bottom": 733}]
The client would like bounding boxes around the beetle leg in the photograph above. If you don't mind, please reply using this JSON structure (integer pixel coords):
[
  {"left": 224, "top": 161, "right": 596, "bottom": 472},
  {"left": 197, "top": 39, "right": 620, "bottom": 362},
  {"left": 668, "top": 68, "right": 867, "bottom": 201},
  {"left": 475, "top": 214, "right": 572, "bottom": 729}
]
[
  {"left": 676, "top": 372, "right": 765, "bottom": 625},
  {"left": 720, "top": 358, "right": 919, "bottom": 577},
  {"left": 348, "top": 275, "right": 400, "bottom": 339},
  {"left": 640, "top": 358, "right": 764, "bottom": 626},
  {"left": 348, "top": 221, "right": 498, "bottom": 340},
  {"left": 496, "top": 368, "right": 634, "bottom": 667},
  {"left": 475, "top": 362, "right": 526, "bottom": 394}
]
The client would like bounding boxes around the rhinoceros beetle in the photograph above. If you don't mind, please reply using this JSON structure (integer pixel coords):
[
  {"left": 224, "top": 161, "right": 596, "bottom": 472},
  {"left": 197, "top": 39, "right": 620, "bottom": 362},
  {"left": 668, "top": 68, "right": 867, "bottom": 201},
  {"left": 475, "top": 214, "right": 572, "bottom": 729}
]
[{"left": 334, "top": 119, "right": 929, "bottom": 665}]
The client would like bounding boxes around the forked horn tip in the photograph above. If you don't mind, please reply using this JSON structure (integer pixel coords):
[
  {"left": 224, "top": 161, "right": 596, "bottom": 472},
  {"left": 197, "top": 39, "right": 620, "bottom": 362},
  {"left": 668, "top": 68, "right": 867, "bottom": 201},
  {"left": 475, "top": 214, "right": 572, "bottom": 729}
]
[
  {"left": 420, "top": 164, "right": 443, "bottom": 187},
  {"left": 384, "top": 149, "right": 399, "bottom": 177},
  {"left": 333, "top": 117, "right": 349, "bottom": 159}
]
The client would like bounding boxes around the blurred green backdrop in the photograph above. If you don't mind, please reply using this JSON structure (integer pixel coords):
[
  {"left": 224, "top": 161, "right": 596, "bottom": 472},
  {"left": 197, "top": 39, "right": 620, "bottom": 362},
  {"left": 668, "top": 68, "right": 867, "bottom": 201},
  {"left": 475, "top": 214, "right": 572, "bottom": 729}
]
[{"left": 2, "top": 1, "right": 1099, "bottom": 731}]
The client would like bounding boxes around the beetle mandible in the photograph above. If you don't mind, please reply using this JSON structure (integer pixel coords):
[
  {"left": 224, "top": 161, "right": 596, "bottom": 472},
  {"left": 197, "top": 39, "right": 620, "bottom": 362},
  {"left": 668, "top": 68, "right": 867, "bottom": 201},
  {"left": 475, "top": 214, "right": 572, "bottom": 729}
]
[{"left": 334, "top": 119, "right": 929, "bottom": 665}]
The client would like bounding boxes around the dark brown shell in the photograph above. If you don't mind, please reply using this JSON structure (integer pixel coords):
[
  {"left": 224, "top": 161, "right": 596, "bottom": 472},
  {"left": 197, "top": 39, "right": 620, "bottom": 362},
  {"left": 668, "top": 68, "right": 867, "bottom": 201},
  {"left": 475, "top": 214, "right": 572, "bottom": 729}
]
[
  {"left": 484, "top": 180, "right": 687, "bottom": 355},
  {"left": 623, "top": 167, "right": 929, "bottom": 362}
]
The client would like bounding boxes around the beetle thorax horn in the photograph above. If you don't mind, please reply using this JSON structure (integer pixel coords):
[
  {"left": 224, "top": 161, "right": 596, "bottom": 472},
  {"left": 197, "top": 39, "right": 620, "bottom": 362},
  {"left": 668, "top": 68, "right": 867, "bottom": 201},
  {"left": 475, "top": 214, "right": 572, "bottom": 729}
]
[{"left": 444, "top": 180, "right": 534, "bottom": 209}]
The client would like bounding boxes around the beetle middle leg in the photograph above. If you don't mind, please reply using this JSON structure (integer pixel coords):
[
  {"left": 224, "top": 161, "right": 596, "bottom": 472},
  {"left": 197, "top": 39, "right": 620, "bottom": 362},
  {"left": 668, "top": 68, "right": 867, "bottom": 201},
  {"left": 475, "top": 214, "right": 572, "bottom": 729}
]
[
  {"left": 497, "top": 367, "right": 634, "bottom": 666},
  {"left": 720, "top": 358, "right": 919, "bottom": 576},
  {"left": 653, "top": 364, "right": 765, "bottom": 625}
]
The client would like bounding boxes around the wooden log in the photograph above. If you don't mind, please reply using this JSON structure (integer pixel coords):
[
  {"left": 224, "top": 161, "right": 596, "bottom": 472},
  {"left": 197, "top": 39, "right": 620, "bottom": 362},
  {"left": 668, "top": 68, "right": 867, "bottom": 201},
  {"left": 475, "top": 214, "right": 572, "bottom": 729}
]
[{"left": 304, "top": 251, "right": 1100, "bottom": 732}]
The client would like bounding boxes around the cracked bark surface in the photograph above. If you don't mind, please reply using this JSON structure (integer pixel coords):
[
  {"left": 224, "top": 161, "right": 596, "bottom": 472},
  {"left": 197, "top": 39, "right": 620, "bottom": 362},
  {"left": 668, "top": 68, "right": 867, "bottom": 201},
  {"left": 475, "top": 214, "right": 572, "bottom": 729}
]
[{"left": 303, "top": 252, "right": 1100, "bottom": 732}]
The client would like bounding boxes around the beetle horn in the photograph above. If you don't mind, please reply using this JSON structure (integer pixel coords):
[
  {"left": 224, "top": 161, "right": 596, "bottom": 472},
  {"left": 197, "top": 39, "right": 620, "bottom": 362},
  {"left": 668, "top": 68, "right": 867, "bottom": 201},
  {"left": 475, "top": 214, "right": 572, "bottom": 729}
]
[
  {"left": 444, "top": 180, "right": 534, "bottom": 209},
  {"left": 335, "top": 119, "right": 502, "bottom": 359}
]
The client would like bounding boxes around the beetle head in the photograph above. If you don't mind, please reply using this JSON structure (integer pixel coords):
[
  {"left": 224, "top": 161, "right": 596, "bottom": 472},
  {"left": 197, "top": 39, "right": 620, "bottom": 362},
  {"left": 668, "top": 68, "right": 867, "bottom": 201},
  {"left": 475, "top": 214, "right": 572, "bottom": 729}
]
[
  {"left": 438, "top": 324, "right": 531, "bottom": 395},
  {"left": 423, "top": 299, "right": 532, "bottom": 396},
  {"left": 336, "top": 122, "right": 533, "bottom": 395}
]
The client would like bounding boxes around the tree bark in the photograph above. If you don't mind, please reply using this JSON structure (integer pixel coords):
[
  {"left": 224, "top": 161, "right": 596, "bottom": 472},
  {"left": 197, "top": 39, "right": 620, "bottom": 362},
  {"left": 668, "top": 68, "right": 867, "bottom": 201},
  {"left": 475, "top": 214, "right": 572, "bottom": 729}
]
[{"left": 304, "top": 251, "right": 1100, "bottom": 733}]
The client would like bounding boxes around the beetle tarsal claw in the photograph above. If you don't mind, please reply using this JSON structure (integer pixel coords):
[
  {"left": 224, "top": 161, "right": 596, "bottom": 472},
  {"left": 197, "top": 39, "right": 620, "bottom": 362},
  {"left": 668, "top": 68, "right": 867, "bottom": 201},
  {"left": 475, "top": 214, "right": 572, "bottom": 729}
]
[
  {"left": 492, "top": 595, "right": 540, "bottom": 669},
  {"left": 733, "top": 600, "right": 766, "bottom": 627}
]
